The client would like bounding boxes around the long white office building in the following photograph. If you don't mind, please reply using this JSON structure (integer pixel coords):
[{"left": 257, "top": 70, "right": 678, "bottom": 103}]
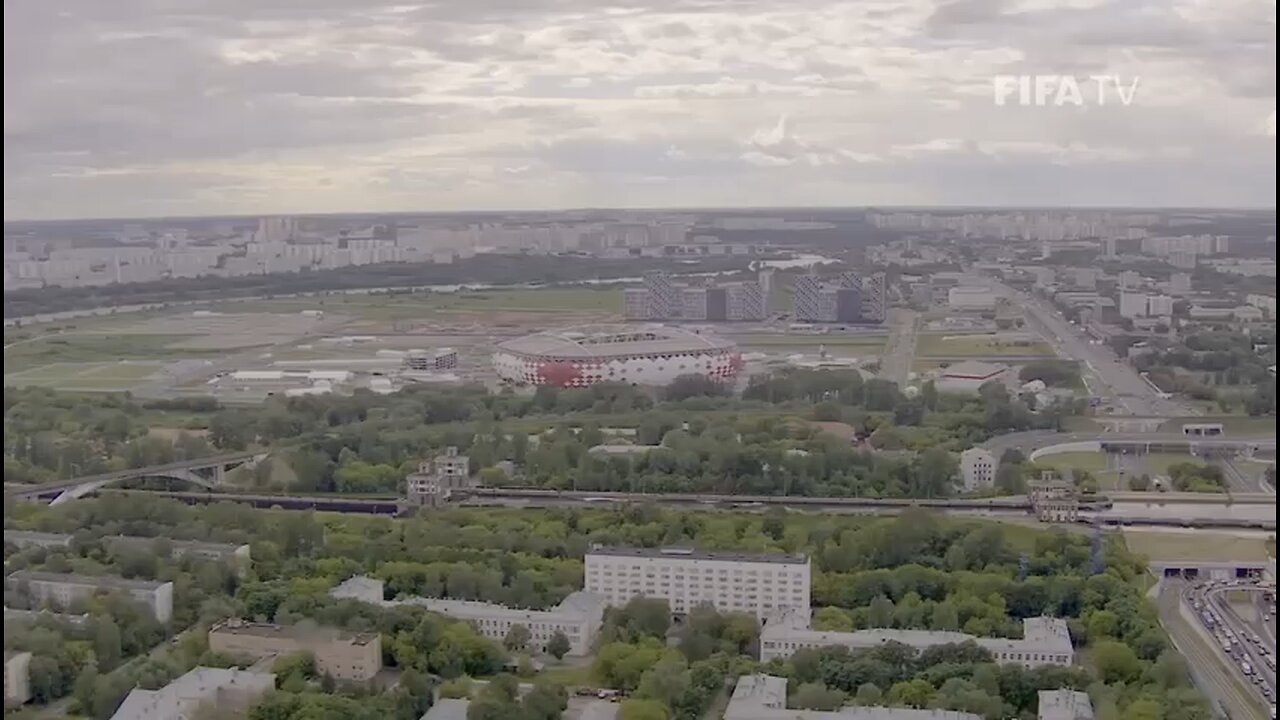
[
  {"left": 584, "top": 545, "right": 811, "bottom": 619},
  {"left": 327, "top": 576, "right": 607, "bottom": 656},
  {"left": 725, "top": 676, "right": 1093, "bottom": 720},
  {"left": 759, "top": 608, "right": 1073, "bottom": 667},
  {"left": 5, "top": 571, "right": 173, "bottom": 623}
]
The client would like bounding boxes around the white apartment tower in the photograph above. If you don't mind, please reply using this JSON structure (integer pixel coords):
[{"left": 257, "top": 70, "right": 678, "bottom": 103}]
[
  {"left": 584, "top": 546, "right": 811, "bottom": 619},
  {"left": 960, "top": 447, "right": 996, "bottom": 491}
]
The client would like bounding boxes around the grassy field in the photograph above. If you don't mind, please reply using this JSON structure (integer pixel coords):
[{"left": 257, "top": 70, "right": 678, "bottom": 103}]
[
  {"left": 1142, "top": 452, "right": 1205, "bottom": 477},
  {"left": 3, "top": 334, "right": 203, "bottom": 372},
  {"left": 1033, "top": 451, "right": 1124, "bottom": 489},
  {"left": 223, "top": 287, "right": 623, "bottom": 319},
  {"left": 915, "top": 334, "right": 1055, "bottom": 357},
  {"left": 4, "top": 361, "right": 165, "bottom": 391},
  {"left": 1124, "top": 529, "right": 1272, "bottom": 562}
]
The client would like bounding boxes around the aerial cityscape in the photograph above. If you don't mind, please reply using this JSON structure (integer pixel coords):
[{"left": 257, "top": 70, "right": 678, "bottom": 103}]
[{"left": 3, "top": 1, "right": 1277, "bottom": 720}]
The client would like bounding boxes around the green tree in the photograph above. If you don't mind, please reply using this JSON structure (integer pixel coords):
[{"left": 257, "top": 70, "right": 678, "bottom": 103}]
[
  {"left": 813, "top": 607, "right": 853, "bottom": 632},
  {"left": 868, "top": 595, "right": 895, "bottom": 628},
  {"left": 547, "top": 630, "right": 571, "bottom": 660},
  {"left": 793, "top": 682, "right": 845, "bottom": 711},
  {"left": 854, "top": 683, "right": 883, "bottom": 706},
  {"left": 503, "top": 624, "right": 531, "bottom": 652},
  {"left": 1092, "top": 640, "right": 1143, "bottom": 683}
]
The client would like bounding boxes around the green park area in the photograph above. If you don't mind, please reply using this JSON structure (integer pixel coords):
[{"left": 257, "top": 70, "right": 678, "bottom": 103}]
[
  {"left": 914, "top": 334, "right": 1055, "bottom": 358},
  {"left": 225, "top": 287, "right": 623, "bottom": 320},
  {"left": 3, "top": 334, "right": 201, "bottom": 373},
  {"left": 1124, "top": 530, "right": 1272, "bottom": 563}
]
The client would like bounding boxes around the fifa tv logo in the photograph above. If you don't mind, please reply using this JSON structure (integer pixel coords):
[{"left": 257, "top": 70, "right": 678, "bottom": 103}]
[{"left": 993, "top": 75, "right": 1141, "bottom": 107}]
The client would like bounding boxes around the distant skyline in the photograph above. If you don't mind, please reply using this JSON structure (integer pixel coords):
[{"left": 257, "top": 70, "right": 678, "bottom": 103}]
[{"left": 4, "top": 0, "right": 1276, "bottom": 221}]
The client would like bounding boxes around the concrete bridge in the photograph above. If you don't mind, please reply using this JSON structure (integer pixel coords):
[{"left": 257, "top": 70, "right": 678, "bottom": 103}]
[{"left": 7, "top": 453, "right": 264, "bottom": 506}]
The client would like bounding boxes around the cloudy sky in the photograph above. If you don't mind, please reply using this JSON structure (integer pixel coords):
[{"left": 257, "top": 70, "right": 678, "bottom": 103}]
[{"left": 3, "top": 0, "right": 1275, "bottom": 220}]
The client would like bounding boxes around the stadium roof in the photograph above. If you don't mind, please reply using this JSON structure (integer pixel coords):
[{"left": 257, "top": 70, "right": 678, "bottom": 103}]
[{"left": 496, "top": 324, "right": 735, "bottom": 358}]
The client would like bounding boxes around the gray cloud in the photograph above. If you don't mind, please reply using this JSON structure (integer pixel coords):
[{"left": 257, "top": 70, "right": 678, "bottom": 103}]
[{"left": 3, "top": 0, "right": 1275, "bottom": 219}]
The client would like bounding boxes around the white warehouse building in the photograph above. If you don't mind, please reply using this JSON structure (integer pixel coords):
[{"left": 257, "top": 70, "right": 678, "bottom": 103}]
[
  {"left": 584, "top": 546, "right": 811, "bottom": 620},
  {"left": 5, "top": 571, "right": 173, "bottom": 623},
  {"left": 947, "top": 286, "right": 998, "bottom": 311},
  {"left": 759, "top": 607, "right": 1074, "bottom": 667},
  {"left": 328, "top": 576, "right": 607, "bottom": 657}
]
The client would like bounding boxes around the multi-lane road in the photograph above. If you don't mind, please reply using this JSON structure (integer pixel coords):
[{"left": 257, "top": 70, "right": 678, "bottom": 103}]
[
  {"left": 980, "top": 278, "right": 1196, "bottom": 417},
  {"left": 1182, "top": 578, "right": 1277, "bottom": 717}
]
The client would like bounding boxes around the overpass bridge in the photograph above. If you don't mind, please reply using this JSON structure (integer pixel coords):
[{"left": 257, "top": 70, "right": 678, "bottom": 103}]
[
  {"left": 6, "top": 453, "right": 263, "bottom": 506},
  {"left": 987, "top": 431, "right": 1275, "bottom": 459}
]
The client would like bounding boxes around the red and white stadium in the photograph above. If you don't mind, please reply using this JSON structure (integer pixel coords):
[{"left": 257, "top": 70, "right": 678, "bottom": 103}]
[{"left": 492, "top": 325, "right": 742, "bottom": 388}]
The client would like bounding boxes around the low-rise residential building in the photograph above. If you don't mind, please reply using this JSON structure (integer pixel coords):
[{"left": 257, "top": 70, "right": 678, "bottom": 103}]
[
  {"left": 4, "top": 652, "right": 32, "bottom": 707},
  {"left": 1037, "top": 690, "right": 1095, "bottom": 720},
  {"left": 3, "top": 530, "right": 74, "bottom": 550},
  {"left": 327, "top": 576, "right": 605, "bottom": 657},
  {"left": 208, "top": 619, "right": 382, "bottom": 681},
  {"left": 584, "top": 545, "right": 812, "bottom": 620},
  {"left": 725, "top": 676, "right": 1093, "bottom": 720},
  {"left": 725, "top": 674, "right": 981, "bottom": 720},
  {"left": 3, "top": 608, "right": 90, "bottom": 627},
  {"left": 5, "top": 571, "right": 173, "bottom": 623},
  {"left": 110, "top": 667, "right": 275, "bottom": 720},
  {"left": 105, "top": 536, "right": 252, "bottom": 574},
  {"left": 403, "top": 591, "right": 608, "bottom": 657},
  {"left": 959, "top": 447, "right": 996, "bottom": 491},
  {"left": 759, "top": 608, "right": 1073, "bottom": 667}
]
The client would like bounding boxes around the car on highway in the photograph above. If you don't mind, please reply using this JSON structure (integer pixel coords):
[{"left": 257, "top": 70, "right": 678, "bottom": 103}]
[{"left": 1242, "top": 662, "right": 1253, "bottom": 676}]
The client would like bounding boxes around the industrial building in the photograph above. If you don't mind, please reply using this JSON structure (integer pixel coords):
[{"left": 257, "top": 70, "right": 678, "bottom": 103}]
[
  {"left": 624, "top": 271, "right": 767, "bottom": 321},
  {"left": 6, "top": 570, "right": 173, "bottom": 623},
  {"left": 109, "top": 667, "right": 275, "bottom": 720},
  {"left": 207, "top": 619, "right": 382, "bottom": 681},
  {"left": 759, "top": 607, "right": 1074, "bottom": 666},
  {"left": 792, "top": 271, "right": 885, "bottom": 324},
  {"left": 960, "top": 447, "right": 996, "bottom": 491},
  {"left": 404, "top": 446, "right": 472, "bottom": 507},
  {"left": 326, "top": 576, "right": 607, "bottom": 656},
  {"left": 493, "top": 325, "right": 741, "bottom": 388},
  {"left": 724, "top": 676, "right": 1093, "bottom": 720},
  {"left": 584, "top": 545, "right": 811, "bottom": 620},
  {"left": 935, "top": 360, "right": 1009, "bottom": 394}
]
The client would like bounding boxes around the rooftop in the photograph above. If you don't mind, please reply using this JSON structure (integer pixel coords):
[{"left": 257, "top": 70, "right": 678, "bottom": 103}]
[
  {"left": 401, "top": 591, "right": 606, "bottom": 621},
  {"left": 106, "top": 536, "right": 247, "bottom": 555},
  {"left": 497, "top": 324, "right": 735, "bottom": 358},
  {"left": 724, "top": 675, "right": 982, "bottom": 720},
  {"left": 940, "top": 360, "right": 1008, "bottom": 380},
  {"left": 3, "top": 530, "right": 73, "bottom": 545},
  {"left": 7, "top": 570, "right": 171, "bottom": 593},
  {"left": 110, "top": 667, "right": 275, "bottom": 720},
  {"left": 587, "top": 545, "right": 808, "bottom": 565},
  {"left": 420, "top": 698, "right": 470, "bottom": 720},
  {"left": 209, "top": 619, "right": 378, "bottom": 646},
  {"left": 1037, "top": 690, "right": 1094, "bottom": 720}
]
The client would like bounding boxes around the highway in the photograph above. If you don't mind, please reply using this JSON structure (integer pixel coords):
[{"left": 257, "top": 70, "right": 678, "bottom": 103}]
[
  {"left": 879, "top": 308, "right": 918, "bottom": 387},
  {"left": 1159, "top": 579, "right": 1269, "bottom": 720},
  {"left": 982, "top": 278, "right": 1195, "bottom": 417},
  {"left": 1182, "top": 578, "right": 1277, "bottom": 717},
  {"left": 981, "top": 429, "right": 1276, "bottom": 457}
]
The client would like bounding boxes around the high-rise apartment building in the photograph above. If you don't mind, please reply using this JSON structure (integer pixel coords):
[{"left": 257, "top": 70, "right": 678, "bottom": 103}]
[
  {"left": 584, "top": 546, "right": 811, "bottom": 619},
  {"left": 1146, "top": 294, "right": 1174, "bottom": 317},
  {"left": 792, "top": 271, "right": 882, "bottom": 323},
  {"left": 960, "top": 447, "right": 995, "bottom": 491},
  {"left": 623, "top": 272, "right": 765, "bottom": 321}
]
